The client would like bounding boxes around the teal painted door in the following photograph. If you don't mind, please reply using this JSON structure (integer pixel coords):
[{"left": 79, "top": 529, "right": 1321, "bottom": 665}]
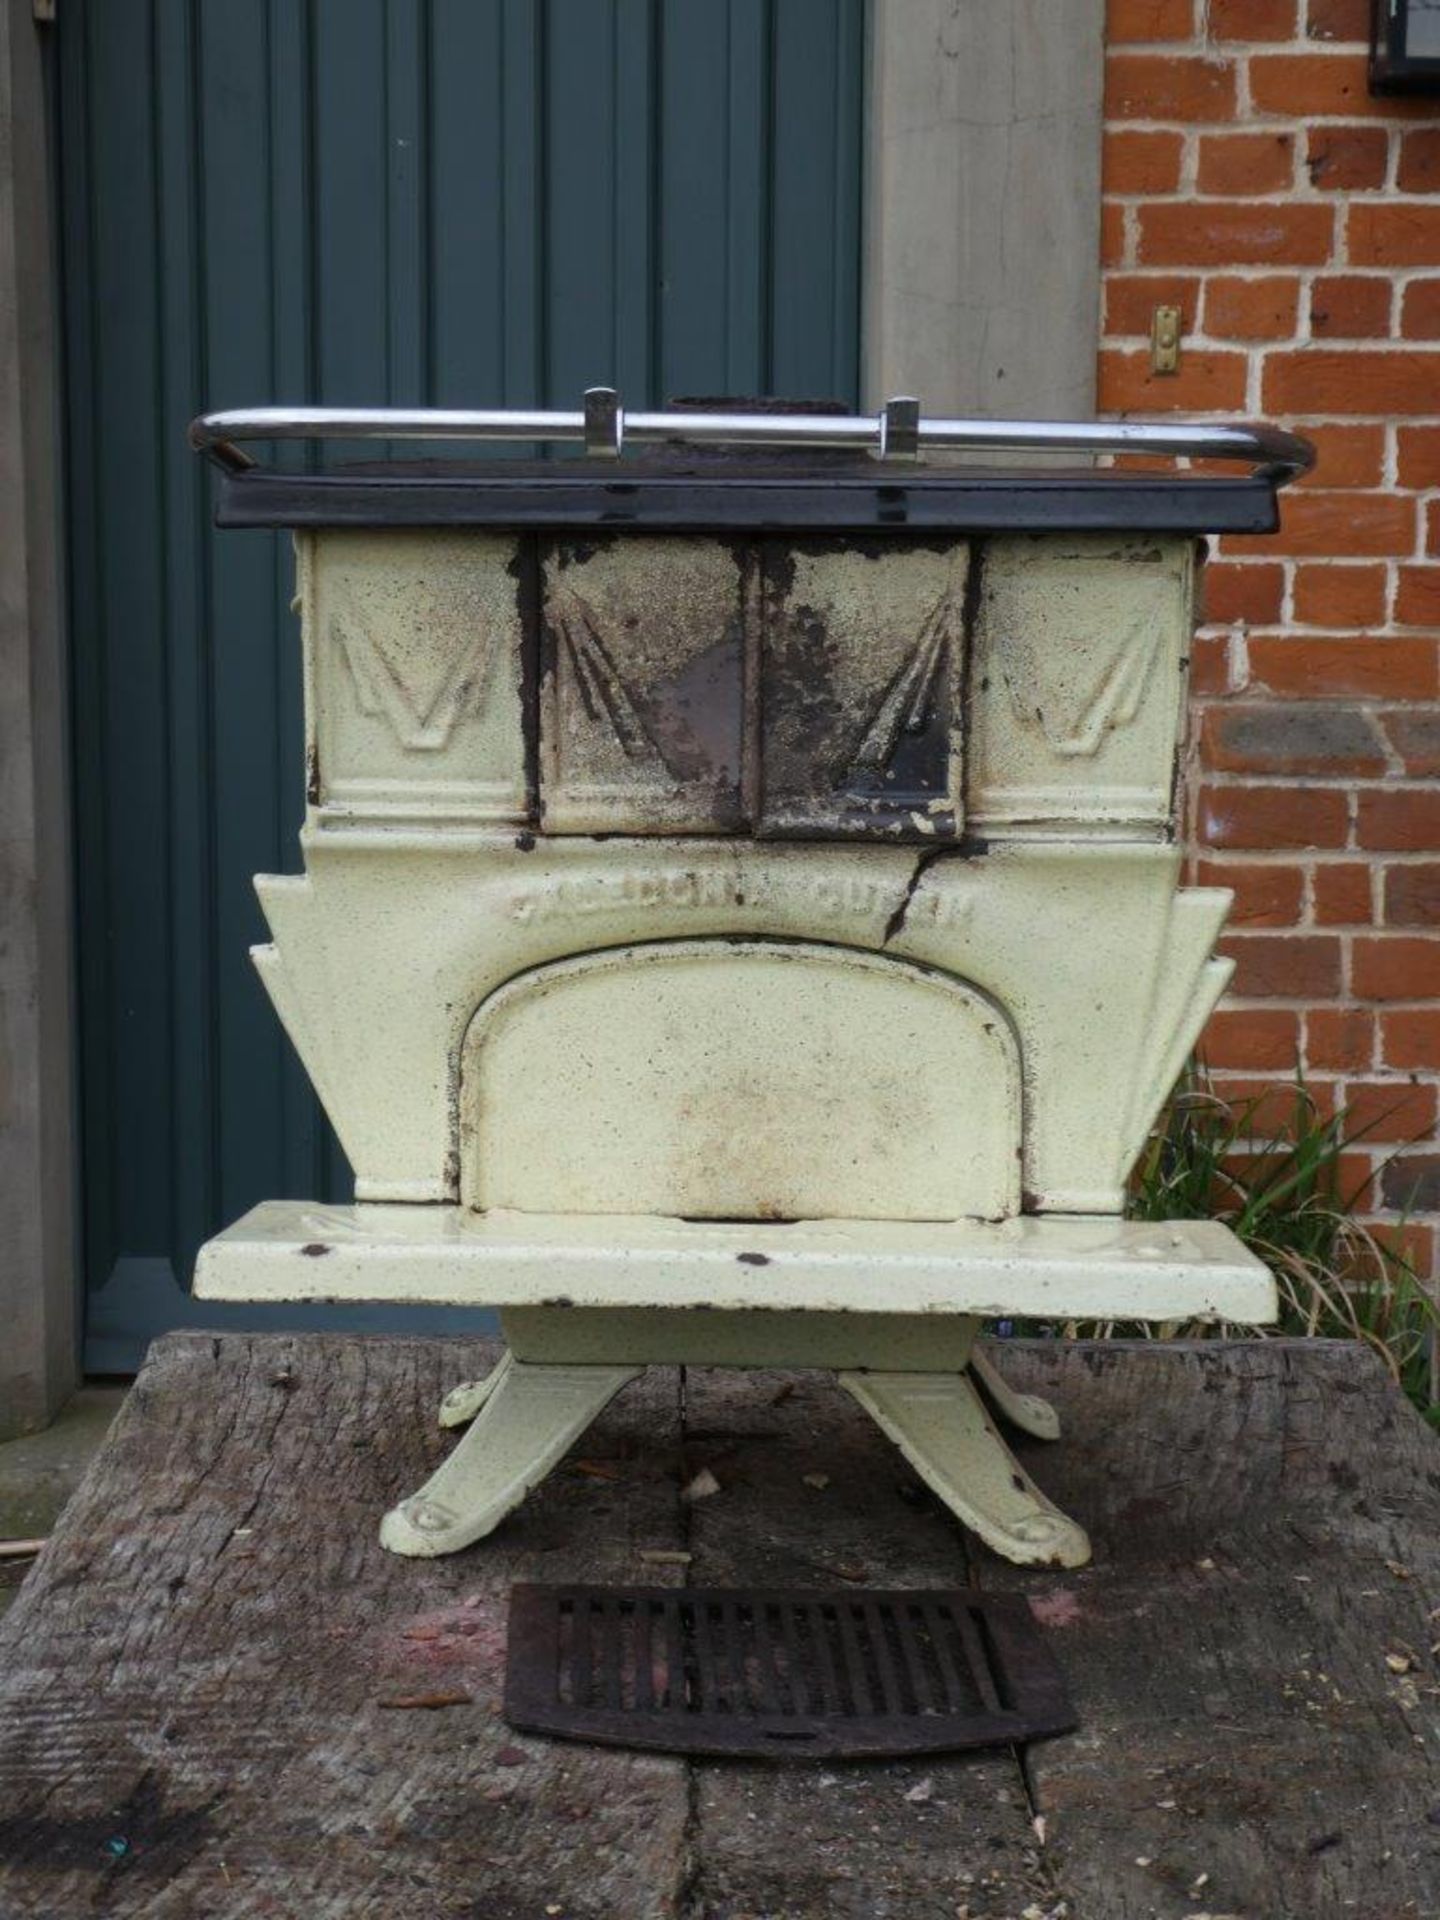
[{"left": 56, "top": 0, "right": 867, "bottom": 1370}]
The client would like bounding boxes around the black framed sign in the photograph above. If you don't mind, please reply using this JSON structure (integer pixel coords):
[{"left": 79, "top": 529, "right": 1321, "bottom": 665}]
[{"left": 1372, "top": 0, "right": 1440, "bottom": 93}]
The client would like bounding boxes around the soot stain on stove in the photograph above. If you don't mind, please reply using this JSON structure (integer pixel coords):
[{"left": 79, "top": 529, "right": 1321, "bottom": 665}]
[{"left": 511, "top": 539, "right": 543, "bottom": 826}]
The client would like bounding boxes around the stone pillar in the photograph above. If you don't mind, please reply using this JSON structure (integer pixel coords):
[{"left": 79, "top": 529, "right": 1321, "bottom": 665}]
[{"left": 865, "top": 0, "right": 1105, "bottom": 419}]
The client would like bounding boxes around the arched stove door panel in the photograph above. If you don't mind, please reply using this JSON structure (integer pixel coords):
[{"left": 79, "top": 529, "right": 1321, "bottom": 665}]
[{"left": 458, "top": 939, "right": 1020, "bottom": 1224}]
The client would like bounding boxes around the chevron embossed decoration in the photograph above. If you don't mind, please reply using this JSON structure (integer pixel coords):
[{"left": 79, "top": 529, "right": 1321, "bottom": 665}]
[
  {"left": 970, "top": 536, "right": 1190, "bottom": 830},
  {"left": 997, "top": 602, "right": 1161, "bottom": 760},
  {"left": 759, "top": 543, "right": 968, "bottom": 837},
  {"left": 851, "top": 585, "right": 962, "bottom": 772},
  {"left": 305, "top": 530, "right": 528, "bottom": 821},
  {"left": 332, "top": 596, "right": 495, "bottom": 752}
]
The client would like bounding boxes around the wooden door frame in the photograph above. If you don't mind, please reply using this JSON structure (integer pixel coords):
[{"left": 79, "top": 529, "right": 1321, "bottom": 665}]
[
  {"left": 0, "top": 0, "right": 1104, "bottom": 1428},
  {"left": 0, "top": 0, "right": 77, "bottom": 1436}
]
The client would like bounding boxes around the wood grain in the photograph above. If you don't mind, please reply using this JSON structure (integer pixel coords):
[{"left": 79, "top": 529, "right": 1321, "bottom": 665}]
[
  {"left": 0, "top": 1333, "right": 689, "bottom": 1919},
  {"left": 678, "top": 1365, "right": 1054, "bottom": 1920},
  {"left": 1, "top": 1334, "right": 1437, "bottom": 1918},
  {"left": 985, "top": 1340, "right": 1440, "bottom": 1920}
]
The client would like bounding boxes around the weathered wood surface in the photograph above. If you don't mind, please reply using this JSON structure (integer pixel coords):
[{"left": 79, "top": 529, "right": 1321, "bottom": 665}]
[
  {"left": 680, "top": 1366, "right": 1054, "bottom": 1920},
  {"left": 0, "top": 1334, "right": 1437, "bottom": 1920},
  {"left": 993, "top": 1340, "right": 1440, "bottom": 1920},
  {"left": 0, "top": 1336, "right": 691, "bottom": 1919}
]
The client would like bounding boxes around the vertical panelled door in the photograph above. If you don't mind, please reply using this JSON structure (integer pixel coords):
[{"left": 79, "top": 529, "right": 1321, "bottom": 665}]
[{"left": 56, "top": 0, "right": 866, "bottom": 1368}]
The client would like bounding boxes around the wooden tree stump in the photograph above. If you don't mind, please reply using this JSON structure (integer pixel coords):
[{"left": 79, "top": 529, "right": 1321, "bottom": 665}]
[{"left": 0, "top": 1333, "right": 1436, "bottom": 1918}]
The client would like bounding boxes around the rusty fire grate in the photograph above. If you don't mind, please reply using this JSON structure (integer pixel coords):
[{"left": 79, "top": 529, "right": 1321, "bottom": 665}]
[{"left": 503, "top": 1583, "right": 1075, "bottom": 1760}]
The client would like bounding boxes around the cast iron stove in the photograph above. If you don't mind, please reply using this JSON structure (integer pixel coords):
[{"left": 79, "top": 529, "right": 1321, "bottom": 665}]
[{"left": 189, "top": 395, "right": 1309, "bottom": 1568}]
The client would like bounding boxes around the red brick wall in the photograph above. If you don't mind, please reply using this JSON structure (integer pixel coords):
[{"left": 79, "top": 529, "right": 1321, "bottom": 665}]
[{"left": 1100, "top": 0, "right": 1440, "bottom": 1275}]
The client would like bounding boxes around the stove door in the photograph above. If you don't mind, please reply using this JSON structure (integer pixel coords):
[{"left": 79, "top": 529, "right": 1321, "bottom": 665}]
[{"left": 458, "top": 940, "right": 1019, "bottom": 1223}]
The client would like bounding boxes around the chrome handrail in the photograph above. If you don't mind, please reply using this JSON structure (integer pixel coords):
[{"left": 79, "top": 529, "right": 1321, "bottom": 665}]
[{"left": 189, "top": 390, "right": 1315, "bottom": 485}]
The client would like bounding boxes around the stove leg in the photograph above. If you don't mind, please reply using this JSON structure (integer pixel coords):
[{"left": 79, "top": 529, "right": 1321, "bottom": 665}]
[
  {"left": 970, "top": 1344, "right": 1062, "bottom": 1442},
  {"left": 838, "top": 1370, "right": 1090, "bottom": 1569},
  {"left": 379, "top": 1359, "right": 643, "bottom": 1558},
  {"left": 436, "top": 1351, "right": 515, "bottom": 1430}
]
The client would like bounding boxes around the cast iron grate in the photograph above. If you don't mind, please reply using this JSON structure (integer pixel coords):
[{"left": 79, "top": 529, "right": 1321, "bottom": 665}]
[{"left": 504, "top": 1583, "right": 1075, "bottom": 1760}]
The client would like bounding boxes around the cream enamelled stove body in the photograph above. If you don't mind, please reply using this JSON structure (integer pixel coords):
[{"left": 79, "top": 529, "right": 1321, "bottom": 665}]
[{"left": 191, "top": 399, "right": 1309, "bottom": 1568}]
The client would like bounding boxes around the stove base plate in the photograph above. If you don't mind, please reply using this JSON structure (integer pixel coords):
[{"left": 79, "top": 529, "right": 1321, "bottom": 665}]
[{"left": 194, "top": 1200, "right": 1278, "bottom": 1323}]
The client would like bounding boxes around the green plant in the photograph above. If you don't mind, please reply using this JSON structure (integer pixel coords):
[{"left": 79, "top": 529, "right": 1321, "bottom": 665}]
[
  {"left": 1127, "top": 1074, "right": 1439, "bottom": 1424},
  {"left": 1011, "top": 1071, "right": 1439, "bottom": 1426}
]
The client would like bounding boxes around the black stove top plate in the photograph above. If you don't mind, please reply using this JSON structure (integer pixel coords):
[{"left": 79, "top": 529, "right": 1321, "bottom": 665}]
[{"left": 215, "top": 456, "right": 1279, "bottom": 536}]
